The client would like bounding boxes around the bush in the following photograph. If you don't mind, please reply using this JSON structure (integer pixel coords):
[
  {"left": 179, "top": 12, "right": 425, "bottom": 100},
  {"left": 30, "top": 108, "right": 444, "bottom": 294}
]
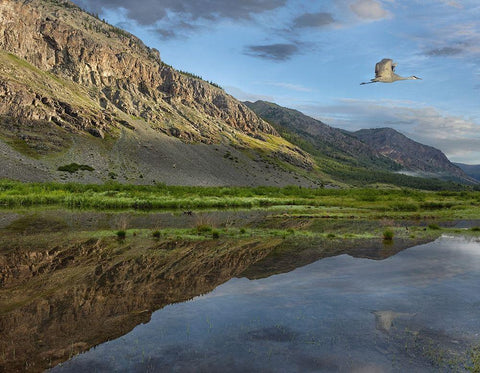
[
  {"left": 116, "top": 230, "right": 126, "bottom": 240},
  {"left": 152, "top": 230, "right": 161, "bottom": 238},
  {"left": 428, "top": 223, "right": 440, "bottom": 230},
  {"left": 470, "top": 226, "right": 480, "bottom": 232},
  {"left": 212, "top": 230, "right": 220, "bottom": 239},
  {"left": 383, "top": 229, "right": 394, "bottom": 241},
  {"left": 196, "top": 224, "right": 212, "bottom": 233},
  {"left": 327, "top": 233, "right": 336, "bottom": 238},
  {"left": 57, "top": 163, "right": 94, "bottom": 173},
  {"left": 240, "top": 228, "right": 246, "bottom": 234}
]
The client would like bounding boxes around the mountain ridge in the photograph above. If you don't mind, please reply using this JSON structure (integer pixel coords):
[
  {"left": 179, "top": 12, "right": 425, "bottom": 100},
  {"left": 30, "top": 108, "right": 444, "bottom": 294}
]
[
  {"left": 354, "top": 127, "right": 474, "bottom": 183},
  {"left": 246, "top": 100, "right": 476, "bottom": 187},
  {"left": 454, "top": 163, "right": 480, "bottom": 182}
]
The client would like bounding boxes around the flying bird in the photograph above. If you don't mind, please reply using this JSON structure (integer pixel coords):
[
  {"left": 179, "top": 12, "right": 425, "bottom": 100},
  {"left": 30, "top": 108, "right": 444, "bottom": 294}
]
[{"left": 360, "top": 58, "right": 421, "bottom": 85}]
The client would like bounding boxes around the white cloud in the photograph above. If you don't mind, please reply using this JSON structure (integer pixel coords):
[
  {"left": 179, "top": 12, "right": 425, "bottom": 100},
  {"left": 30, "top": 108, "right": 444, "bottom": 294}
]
[
  {"left": 224, "top": 86, "right": 275, "bottom": 102},
  {"left": 262, "top": 82, "right": 313, "bottom": 92},
  {"left": 349, "top": 0, "right": 391, "bottom": 20}
]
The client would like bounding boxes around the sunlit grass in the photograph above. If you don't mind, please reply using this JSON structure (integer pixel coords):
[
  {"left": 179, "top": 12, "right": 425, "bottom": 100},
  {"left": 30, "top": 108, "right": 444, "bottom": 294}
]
[{"left": 1, "top": 180, "right": 480, "bottom": 221}]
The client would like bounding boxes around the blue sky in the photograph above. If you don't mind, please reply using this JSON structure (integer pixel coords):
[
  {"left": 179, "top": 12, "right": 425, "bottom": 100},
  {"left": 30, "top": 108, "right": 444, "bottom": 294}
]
[{"left": 74, "top": 0, "right": 480, "bottom": 164}]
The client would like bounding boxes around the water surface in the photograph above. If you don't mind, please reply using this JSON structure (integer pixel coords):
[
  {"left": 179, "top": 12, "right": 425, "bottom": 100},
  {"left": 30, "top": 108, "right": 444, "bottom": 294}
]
[{"left": 52, "top": 235, "right": 480, "bottom": 372}]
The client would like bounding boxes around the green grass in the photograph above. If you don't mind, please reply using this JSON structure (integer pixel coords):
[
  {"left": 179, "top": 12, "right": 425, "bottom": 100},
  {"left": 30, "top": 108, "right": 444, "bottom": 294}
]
[
  {"left": 1, "top": 181, "right": 480, "bottom": 220},
  {"left": 383, "top": 229, "right": 394, "bottom": 241}
]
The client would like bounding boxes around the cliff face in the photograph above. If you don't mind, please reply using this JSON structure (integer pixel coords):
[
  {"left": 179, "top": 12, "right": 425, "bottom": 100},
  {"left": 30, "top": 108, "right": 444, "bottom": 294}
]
[
  {"left": 0, "top": 0, "right": 316, "bottom": 185},
  {"left": 0, "top": 0, "right": 275, "bottom": 141}
]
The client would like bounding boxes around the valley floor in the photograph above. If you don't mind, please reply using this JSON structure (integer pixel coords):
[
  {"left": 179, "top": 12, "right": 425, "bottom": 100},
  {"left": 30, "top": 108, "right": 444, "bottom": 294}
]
[{"left": 1, "top": 180, "right": 480, "bottom": 221}]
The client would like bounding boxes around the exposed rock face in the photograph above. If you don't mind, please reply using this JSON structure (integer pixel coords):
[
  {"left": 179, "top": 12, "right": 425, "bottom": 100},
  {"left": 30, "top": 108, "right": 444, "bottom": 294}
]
[
  {"left": 0, "top": 0, "right": 276, "bottom": 142},
  {"left": 354, "top": 128, "right": 472, "bottom": 181}
]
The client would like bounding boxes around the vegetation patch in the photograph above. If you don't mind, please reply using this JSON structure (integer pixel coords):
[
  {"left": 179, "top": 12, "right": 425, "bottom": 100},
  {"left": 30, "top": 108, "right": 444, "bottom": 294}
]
[
  {"left": 383, "top": 229, "right": 394, "bottom": 241},
  {"left": 116, "top": 230, "right": 126, "bottom": 240},
  {"left": 1, "top": 181, "right": 480, "bottom": 221},
  {"left": 57, "top": 163, "right": 95, "bottom": 173}
]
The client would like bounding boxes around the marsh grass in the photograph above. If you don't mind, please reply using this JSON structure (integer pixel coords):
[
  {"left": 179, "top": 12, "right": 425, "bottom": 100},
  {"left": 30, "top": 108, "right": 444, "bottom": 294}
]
[
  {"left": 383, "top": 229, "right": 394, "bottom": 241},
  {"left": 1, "top": 181, "right": 480, "bottom": 221},
  {"left": 116, "top": 230, "right": 126, "bottom": 240}
]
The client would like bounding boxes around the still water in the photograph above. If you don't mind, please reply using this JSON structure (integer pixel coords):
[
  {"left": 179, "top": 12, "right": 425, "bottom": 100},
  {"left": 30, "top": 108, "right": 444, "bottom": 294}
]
[{"left": 52, "top": 235, "right": 480, "bottom": 372}]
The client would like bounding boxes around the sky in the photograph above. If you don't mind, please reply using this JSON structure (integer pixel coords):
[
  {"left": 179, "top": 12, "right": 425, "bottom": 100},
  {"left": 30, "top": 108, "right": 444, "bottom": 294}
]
[{"left": 73, "top": 0, "right": 480, "bottom": 164}]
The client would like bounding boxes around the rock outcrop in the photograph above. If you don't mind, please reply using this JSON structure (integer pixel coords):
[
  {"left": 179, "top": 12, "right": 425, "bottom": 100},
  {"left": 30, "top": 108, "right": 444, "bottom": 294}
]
[
  {"left": 0, "top": 0, "right": 315, "bottom": 184},
  {"left": 0, "top": 0, "right": 277, "bottom": 141}
]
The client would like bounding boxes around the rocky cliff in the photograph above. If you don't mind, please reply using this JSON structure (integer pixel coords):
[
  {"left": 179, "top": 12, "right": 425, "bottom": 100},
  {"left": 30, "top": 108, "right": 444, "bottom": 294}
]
[
  {"left": 0, "top": 0, "right": 314, "bottom": 185},
  {"left": 0, "top": 0, "right": 275, "bottom": 141}
]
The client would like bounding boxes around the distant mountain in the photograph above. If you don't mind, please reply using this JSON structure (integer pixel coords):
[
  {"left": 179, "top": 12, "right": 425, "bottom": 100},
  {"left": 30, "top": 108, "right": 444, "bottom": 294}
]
[
  {"left": 246, "top": 100, "right": 475, "bottom": 189},
  {"left": 354, "top": 128, "right": 474, "bottom": 183},
  {"left": 244, "top": 100, "right": 398, "bottom": 170},
  {"left": 454, "top": 163, "right": 480, "bottom": 181}
]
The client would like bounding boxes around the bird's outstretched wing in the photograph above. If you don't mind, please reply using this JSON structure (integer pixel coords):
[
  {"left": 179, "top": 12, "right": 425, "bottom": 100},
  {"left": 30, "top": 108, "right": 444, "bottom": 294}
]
[{"left": 375, "top": 58, "right": 395, "bottom": 79}]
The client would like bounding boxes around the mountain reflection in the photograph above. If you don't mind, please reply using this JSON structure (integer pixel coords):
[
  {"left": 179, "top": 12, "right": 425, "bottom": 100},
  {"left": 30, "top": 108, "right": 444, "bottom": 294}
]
[{"left": 0, "top": 213, "right": 436, "bottom": 372}]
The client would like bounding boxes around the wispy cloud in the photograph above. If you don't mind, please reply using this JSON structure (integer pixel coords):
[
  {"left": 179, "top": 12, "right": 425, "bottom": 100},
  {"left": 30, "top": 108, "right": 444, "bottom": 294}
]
[
  {"left": 244, "top": 43, "right": 300, "bottom": 61},
  {"left": 349, "top": 0, "right": 391, "bottom": 20},
  {"left": 425, "top": 46, "right": 463, "bottom": 56},
  {"left": 292, "top": 12, "right": 335, "bottom": 28},
  {"left": 74, "top": 0, "right": 287, "bottom": 27},
  {"left": 263, "top": 82, "right": 313, "bottom": 92},
  {"left": 224, "top": 86, "right": 275, "bottom": 103}
]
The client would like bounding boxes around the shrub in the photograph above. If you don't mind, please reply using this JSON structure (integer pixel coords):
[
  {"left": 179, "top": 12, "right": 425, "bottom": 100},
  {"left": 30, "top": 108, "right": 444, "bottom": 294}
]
[
  {"left": 428, "top": 223, "right": 440, "bottom": 230},
  {"left": 116, "top": 230, "right": 126, "bottom": 240},
  {"left": 57, "top": 163, "right": 94, "bottom": 173},
  {"left": 471, "top": 226, "right": 480, "bottom": 232},
  {"left": 383, "top": 229, "right": 394, "bottom": 241},
  {"left": 152, "top": 230, "right": 161, "bottom": 238},
  {"left": 196, "top": 224, "right": 212, "bottom": 233},
  {"left": 327, "top": 233, "right": 336, "bottom": 238},
  {"left": 212, "top": 230, "right": 220, "bottom": 239},
  {"left": 240, "top": 228, "right": 246, "bottom": 234}
]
